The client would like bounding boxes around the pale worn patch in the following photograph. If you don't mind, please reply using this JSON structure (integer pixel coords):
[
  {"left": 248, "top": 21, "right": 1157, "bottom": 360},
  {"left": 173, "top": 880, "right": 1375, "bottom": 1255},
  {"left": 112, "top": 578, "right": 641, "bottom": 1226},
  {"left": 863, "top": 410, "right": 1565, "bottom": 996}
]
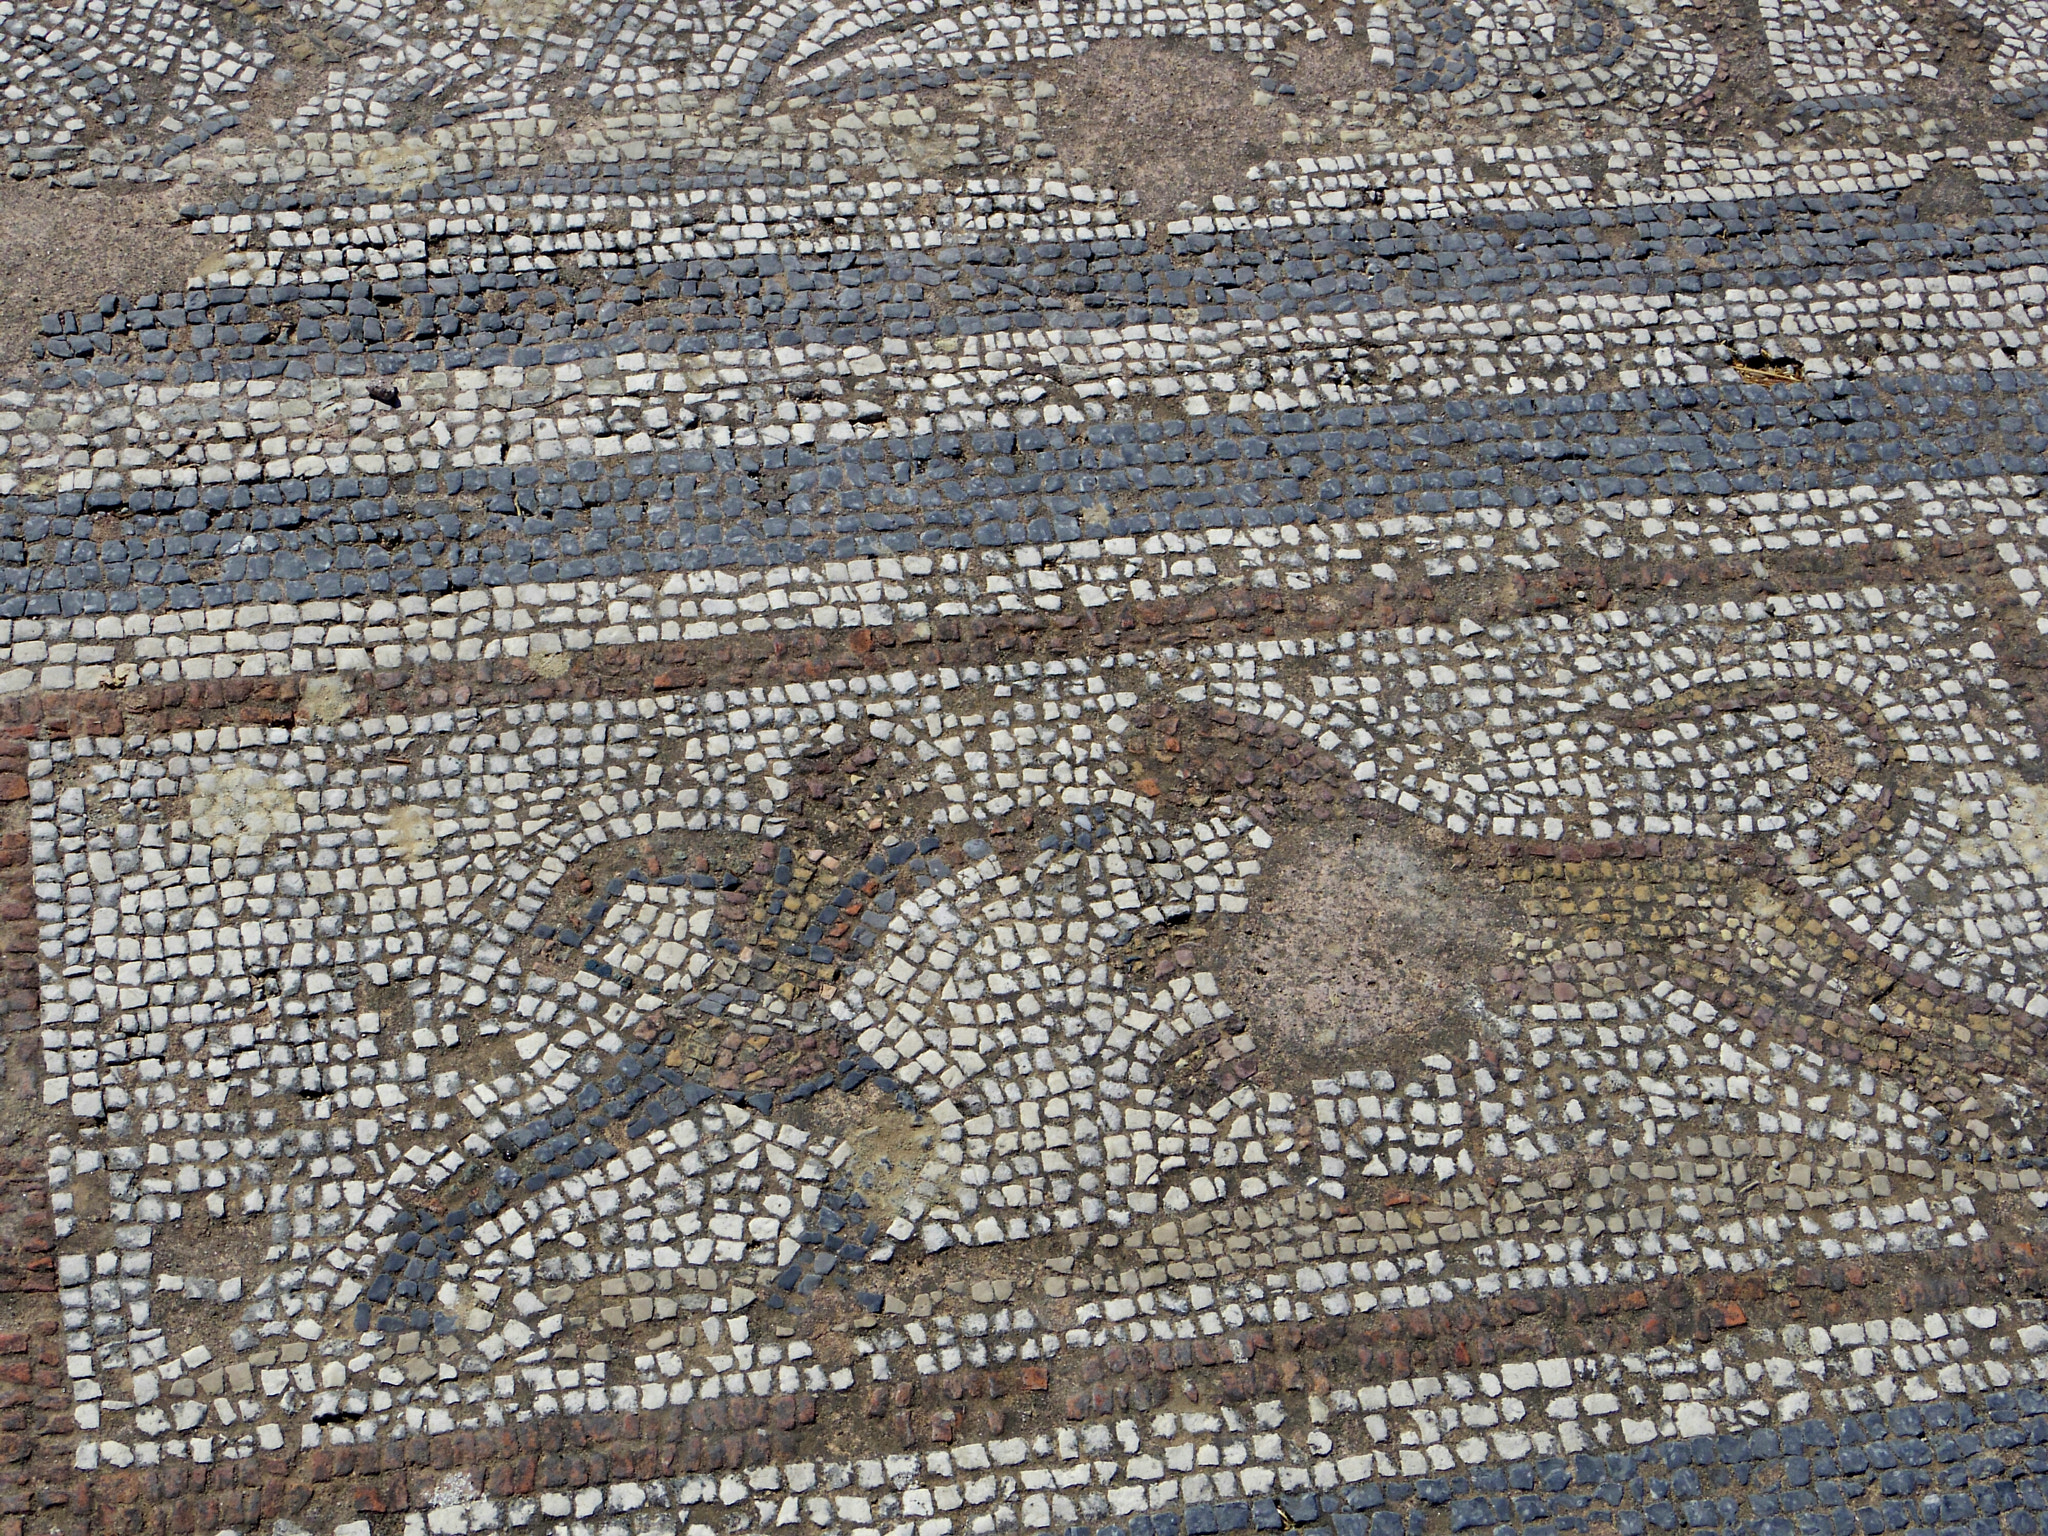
[
  {"left": 787, "top": 1095, "right": 932, "bottom": 1222},
  {"left": 2005, "top": 783, "right": 2048, "bottom": 880},
  {"left": 479, "top": 0, "right": 570, "bottom": 32},
  {"left": 355, "top": 135, "right": 445, "bottom": 192},
  {"left": 299, "top": 675, "right": 356, "bottom": 725},
  {"left": 382, "top": 803, "right": 439, "bottom": 861},
  {"left": 188, "top": 767, "right": 302, "bottom": 855},
  {"left": 426, "top": 1471, "right": 481, "bottom": 1509}
]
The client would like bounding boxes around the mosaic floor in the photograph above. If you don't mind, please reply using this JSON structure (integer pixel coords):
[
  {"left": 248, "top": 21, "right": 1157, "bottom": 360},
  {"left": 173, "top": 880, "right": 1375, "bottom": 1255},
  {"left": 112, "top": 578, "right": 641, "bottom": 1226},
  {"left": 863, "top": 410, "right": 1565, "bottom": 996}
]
[{"left": 9, "top": 0, "right": 2048, "bottom": 1533}]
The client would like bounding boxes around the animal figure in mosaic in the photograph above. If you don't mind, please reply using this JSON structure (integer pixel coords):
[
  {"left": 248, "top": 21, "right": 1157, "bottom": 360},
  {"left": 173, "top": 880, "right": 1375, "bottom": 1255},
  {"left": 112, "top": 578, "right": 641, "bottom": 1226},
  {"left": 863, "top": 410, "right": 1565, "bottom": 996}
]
[
  {"left": 34, "top": 582, "right": 2048, "bottom": 1447},
  {"left": 342, "top": 624, "right": 2045, "bottom": 1330}
]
